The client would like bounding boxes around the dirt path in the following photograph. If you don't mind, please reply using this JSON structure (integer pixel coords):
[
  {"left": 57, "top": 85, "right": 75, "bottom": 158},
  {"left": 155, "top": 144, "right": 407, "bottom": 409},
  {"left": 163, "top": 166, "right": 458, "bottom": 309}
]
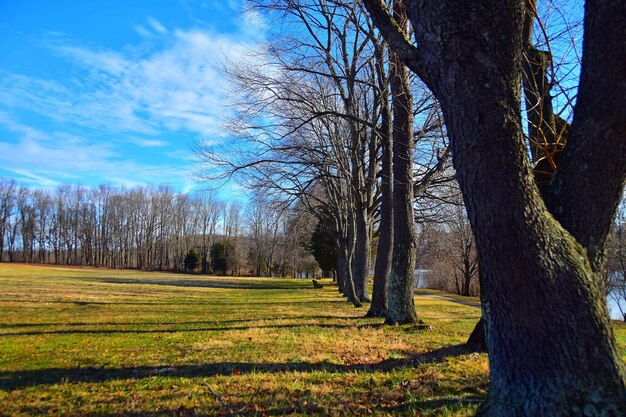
[{"left": 414, "top": 290, "right": 481, "bottom": 308}]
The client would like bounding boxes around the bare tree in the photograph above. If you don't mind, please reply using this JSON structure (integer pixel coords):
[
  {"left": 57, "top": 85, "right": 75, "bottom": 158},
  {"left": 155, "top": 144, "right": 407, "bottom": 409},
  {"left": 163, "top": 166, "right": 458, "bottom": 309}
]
[
  {"left": 246, "top": 194, "right": 282, "bottom": 277},
  {"left": 196, "top": 0, "right": 385, "bottom": 305},
  {"left": 0, "top": 179, "right": 16, "bottom": 262},
  {"left": 383, "top": 0, "right": 420, "bottom": 324},
  {"left": 193, "top": 191, "right": 222, "bottom": 274},
  {"left": 276, "top": 205, "right": 318, "bottom": 278},
  {"left": 0, "top": 179, "right": 230, "bottom": 273},
  {"left": 16, "top": 187, "right": 35, "bottom": 263},
  {"left": 364, "top": 0, "right": 626, "bottom": 414},
  {"left": 447, "top": 204, "right": 478, "bottom": 297}
]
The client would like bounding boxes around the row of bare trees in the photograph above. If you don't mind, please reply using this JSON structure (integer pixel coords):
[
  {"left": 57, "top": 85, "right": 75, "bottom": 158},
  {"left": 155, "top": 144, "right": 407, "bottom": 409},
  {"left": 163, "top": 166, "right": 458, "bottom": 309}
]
[
  {"left": 195, "top": 0, "right": 625, "bottom": 414},
  {"left": 0, "top": 178, "right": 318, "bottom": 276},
  {"left": 197, "top": 0, "right": 452, "bottom": 321},
  {"left": 0, "top": 179, "right": 222, "bottom": 270},
  {"left": 362, "top": 0, "right": 626, "bottom": 414}
]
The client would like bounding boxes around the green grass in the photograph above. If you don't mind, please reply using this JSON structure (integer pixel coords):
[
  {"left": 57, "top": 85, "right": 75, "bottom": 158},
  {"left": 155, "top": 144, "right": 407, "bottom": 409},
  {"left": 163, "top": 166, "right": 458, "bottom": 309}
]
[{"left": 0, "top": 264, "right": 624, "bottom": 416}]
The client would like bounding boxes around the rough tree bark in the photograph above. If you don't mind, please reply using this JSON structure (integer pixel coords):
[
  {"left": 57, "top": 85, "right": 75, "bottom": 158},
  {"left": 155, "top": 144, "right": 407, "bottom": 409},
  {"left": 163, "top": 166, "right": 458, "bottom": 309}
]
[
  {"left": 367, "top": 71, "right": 393, "bottom": 318},
  {"left": 337, "top": 214, "right": 363, "bottom": 308},
  {"left": 467, "top": 0, "right": 573, "bottom": 351},
  {"left": 353, "top": 205, "right": 372, "bottom": 301},
  {"left": 384, "top": 0, "right": 423, "bottom": 325},
  {"left": 466, "top": 269, "right": 488, "bottom": 352},
  {"left": 363, "top": 0, "right": 626, "bottom": 414},
  {"left": 335, "top": 238, "right": 346, "bottom": 294}
]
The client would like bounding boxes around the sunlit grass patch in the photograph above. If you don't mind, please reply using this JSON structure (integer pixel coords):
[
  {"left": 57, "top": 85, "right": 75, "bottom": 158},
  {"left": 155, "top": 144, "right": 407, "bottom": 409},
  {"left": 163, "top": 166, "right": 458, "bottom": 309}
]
[{"left": 0, "top": 263, "right": 624, "bottom": 416}]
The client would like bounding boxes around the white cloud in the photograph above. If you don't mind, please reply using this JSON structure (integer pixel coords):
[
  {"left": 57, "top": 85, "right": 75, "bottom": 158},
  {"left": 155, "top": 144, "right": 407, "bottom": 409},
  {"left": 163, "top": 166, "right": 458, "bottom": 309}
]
[
  {"left": 0, "top": 14, "right": 267, "bottom": 191},
  {"left": 54, "top": 45, "right": 129, "bottom": 75},
  {"left": 135, "top": 17, "right": 169, "bottom": 38},
  {"left": 164, "top": 149, "right": 194, "bottom": 160},
  {"left": 0, "top": 115, "right": 116, "bottom": 172},
  {"left": 7, "top": 169, "right": 62, "bottom": 188},
  {"left": 0, "top": 25, "right": 263, "bottom": 139},
  {"left": 0, "top": 114, "right": 192, "bottom": 188},
  {"left": 147, "top": 17, "right": 169, "bottom": 34},
  {"left": 129, "top": 138, "right": 169, "bottom": 148},
  {"left": 134, "top": 24, "right": 152, "bottom": 38},
  {"left": 239, "top": 8, "right": 268, "bottom": 38}
]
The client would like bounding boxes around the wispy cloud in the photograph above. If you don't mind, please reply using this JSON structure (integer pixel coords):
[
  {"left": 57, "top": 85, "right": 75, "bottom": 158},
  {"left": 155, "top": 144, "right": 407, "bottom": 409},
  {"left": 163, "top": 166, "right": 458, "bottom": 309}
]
[
  {"left": 129, "top": 138, "right": 169, "bottom": 148},
  {"left": 0, "top": 23, "right": 262, "bottom": 138},
  {"left": 135, "top": 17, "right": 170, "bottom": 38},
  {"left": 0, "top": 113, "right": 192, "bottom": 188},
  {"left": 238, "top": 8, "right": 268, "bottom": 38},
  {"left": 147, "top": 17, "right": 169, "bottom": 34},
  {"left": 7, "top": 169, "right": 62, "bottom": 188},
  {"left": 0, "top": 12, "right": 266, "bottom": 190},
  {"left": 134, "top": 25, "right": 153, "bottom": 38}
]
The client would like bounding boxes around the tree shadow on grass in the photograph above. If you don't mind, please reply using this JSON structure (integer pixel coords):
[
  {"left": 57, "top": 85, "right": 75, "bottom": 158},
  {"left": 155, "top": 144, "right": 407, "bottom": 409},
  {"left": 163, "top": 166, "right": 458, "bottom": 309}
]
[
  {"left": 33, "top": 396, "right": 484, "bottom": 417},
  {"left": 0, "top": 299, "right": 344, "bottom": 308},
  {"left": 69, "top": 397, "right": 484, "bottom": 417},
  {"left": 0, "top": 344, "right": 470, "bottom": 391},
  {"left": 0, "top": 315, "right": 345, "bottom": 328},
  {"left": 94, "top": 278, "right": 303, "bottom": 291},
  {"left": 0, "top": 322, "right": 361, "bottom": 337}
]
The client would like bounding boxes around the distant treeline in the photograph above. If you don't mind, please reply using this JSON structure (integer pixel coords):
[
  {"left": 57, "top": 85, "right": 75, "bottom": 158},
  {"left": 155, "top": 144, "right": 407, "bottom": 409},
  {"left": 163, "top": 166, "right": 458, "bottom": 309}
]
[{"left": 0, "top": 178, "right": 318, "bottom": 277}]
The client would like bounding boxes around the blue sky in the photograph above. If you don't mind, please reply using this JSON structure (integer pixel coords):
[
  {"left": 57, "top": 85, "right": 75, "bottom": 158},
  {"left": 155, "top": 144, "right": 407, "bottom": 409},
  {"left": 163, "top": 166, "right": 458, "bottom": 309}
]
[{"left": 0, "top": 0, "right": 265, "bottom": 194}]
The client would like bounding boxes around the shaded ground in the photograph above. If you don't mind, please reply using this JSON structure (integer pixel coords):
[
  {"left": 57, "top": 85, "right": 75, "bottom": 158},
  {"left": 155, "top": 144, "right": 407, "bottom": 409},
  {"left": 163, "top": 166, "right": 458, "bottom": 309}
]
[{"left": 0, "top": 344, "right": 469, "bottom": 391}]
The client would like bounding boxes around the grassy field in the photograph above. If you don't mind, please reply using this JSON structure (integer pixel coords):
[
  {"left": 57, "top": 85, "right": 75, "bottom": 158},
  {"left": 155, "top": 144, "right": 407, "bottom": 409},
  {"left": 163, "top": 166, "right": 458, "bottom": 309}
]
[{"left": 0, "top": 264, "right": 624, "bottom": 416}]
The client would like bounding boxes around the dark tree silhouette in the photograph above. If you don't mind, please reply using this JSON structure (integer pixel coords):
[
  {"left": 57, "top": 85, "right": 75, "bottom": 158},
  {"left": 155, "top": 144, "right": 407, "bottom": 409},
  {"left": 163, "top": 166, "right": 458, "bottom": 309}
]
[
  {"left": 184, "top": 249, "right": 200, "bottom": 272},
  {"left": 310, "top": 223, "right": 337, "bottom": 278}
]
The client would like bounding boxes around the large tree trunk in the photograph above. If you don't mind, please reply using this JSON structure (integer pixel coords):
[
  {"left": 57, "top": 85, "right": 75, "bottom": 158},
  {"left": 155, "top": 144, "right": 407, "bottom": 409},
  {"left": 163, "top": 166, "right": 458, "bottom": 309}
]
[
  {"left": 467, "top": 0, "right": 572, "bottom": 351},
  {"left": 335, "top": 237, "right": 346, "bottom": 294},
  {"left": 353, "top": 205, "right": 372, "bottom": 302},
  {"left": 367, "top": 77, "right": 393, "bottom": 318},
  {"left": 337, "top": 220, "right": 362, "bottom": 308},
  {"left": 462, "top": 268, "right": 471, "bottom": 297},
  {"left": 345, "top": 214, "right": 363, "bottom": 307},
  {"left": 466, "top": 269, "right": 488, "bottom": 352},
  {"left": 465, "top": 317, "right": 487, "bottom": 353},
  {"left": 364, "top": 0, "right": 626, "bottom": 414},
  {"left": 419, "top": 2, "right": 625, "bottom": 415},
  {"left": 384, "top": 0, "right": 422, "bottom": 325}
]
